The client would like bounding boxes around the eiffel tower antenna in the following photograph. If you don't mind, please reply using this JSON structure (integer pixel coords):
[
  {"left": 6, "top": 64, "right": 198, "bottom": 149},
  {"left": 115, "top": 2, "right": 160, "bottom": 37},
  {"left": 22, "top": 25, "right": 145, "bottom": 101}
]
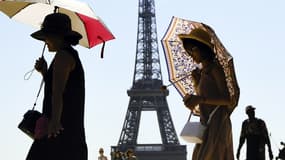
[{"left": 111, "top": 0, "right": 187, "bottom": 160}]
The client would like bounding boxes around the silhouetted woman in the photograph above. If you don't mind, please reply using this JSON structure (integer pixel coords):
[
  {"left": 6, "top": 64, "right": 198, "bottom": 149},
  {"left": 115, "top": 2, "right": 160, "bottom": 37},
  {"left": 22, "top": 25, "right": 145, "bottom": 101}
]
[{"left": 26, "top": 13, "right": 88, "bottom": 160}]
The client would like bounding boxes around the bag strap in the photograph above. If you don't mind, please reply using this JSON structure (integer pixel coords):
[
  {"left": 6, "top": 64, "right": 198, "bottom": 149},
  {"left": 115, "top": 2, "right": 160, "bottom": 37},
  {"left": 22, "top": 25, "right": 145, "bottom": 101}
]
[
  {"left": 187, "top": 106, "right": 220, "bottom": 125},
  {"left": 206, "top": 106, "right": 220, "bottom": 125},
  {"left": 187, "top": 111, "right": 193, "bottom": 122},
  {"left": 31, "top": 79, "right": 44, "bottom": 110}
]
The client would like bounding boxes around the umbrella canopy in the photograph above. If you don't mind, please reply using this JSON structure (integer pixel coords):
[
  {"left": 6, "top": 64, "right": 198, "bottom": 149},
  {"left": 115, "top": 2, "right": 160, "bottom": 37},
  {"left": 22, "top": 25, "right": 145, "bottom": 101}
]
[
  {"left": 161, "top": 16, "right": 239, "bottom": 113},
  {"left": 0, "top": 0, "right": 115, "bottom": 48}
]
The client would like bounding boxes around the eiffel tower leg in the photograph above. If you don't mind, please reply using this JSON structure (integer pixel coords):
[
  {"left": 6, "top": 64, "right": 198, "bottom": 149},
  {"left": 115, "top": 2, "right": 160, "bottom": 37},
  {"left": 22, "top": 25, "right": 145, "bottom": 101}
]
[
  {"left": 118, "top": 97, "right": 141, "bottom": 148},
  {"left": 156, "top": 99, "right": 180, "bottom": 145}
]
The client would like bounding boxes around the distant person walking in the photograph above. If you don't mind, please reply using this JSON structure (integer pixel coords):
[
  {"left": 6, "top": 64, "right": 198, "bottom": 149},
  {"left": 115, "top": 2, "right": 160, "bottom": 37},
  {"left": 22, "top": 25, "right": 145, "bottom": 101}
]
[
  {"left": 236, "top": 105, "right": 273, "bottom": 160},
  {"left": 112, "top": 151, "right": 123, "bottom": 160},
  {"left": 98, "top": 148, "right": 108, "bottom": 160},
  {"left": 125, "top": 149, "right": 137, "bottom": 160}
]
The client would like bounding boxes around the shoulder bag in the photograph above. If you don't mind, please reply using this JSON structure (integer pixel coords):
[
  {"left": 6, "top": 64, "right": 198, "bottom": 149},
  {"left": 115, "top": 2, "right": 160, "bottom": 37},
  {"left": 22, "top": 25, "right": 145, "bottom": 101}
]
[
  {"left": 180, "top": 106, "right": 219, "bottom": 143},
  {"left": 18, "top": 79, "right": 44, "bottom": 139}
]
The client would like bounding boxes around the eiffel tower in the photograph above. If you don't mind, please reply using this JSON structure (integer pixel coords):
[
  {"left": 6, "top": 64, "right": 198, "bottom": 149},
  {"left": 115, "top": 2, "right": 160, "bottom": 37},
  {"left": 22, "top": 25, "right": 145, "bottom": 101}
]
[{"left": 111, "top": 0, "right": 187, "bottom": 160}]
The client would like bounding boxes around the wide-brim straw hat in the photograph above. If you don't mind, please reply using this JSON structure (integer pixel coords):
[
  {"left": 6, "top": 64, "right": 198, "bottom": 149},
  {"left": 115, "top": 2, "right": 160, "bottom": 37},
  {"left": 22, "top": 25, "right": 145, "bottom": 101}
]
[
  {"left": 178, "top": 28, "right": 213, "bottom": 50},
  {"left": 31, "top": 13, "right": 82, "bottom": 41}
]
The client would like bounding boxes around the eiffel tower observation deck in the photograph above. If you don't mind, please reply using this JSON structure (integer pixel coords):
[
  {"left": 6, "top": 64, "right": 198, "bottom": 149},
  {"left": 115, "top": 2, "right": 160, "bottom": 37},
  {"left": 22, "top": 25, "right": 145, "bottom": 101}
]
[{"left": 111, "top": 0, "right": 187, "bottom": 160}]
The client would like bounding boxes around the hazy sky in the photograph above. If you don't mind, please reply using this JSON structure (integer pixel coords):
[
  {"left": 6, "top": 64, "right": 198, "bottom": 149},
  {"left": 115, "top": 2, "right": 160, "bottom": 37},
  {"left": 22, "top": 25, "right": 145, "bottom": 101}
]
[{"left": 1, "top": 0, "right": 285, "bottom": 159}]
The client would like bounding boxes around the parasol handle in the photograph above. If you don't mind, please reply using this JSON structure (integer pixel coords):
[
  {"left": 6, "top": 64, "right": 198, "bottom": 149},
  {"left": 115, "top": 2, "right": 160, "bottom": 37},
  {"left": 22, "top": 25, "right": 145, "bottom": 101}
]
[
  {"left": 161, "top": 72, "right": 192, "bottom": 89},
  {"left": 23, "top": 44, "right": 46, "bottom": 80},
  {"left": 41, "top": 43, "right": 46, "bottom": 57},
  {"left": 160, "top": 74, "right": 190, "bottom": 92}
]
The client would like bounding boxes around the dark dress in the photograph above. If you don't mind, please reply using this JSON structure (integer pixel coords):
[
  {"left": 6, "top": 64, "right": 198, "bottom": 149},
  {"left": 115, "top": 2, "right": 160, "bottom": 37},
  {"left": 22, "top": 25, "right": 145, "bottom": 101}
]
[{"left": 26, "top": 46, "right": 88, "bottom": 160}]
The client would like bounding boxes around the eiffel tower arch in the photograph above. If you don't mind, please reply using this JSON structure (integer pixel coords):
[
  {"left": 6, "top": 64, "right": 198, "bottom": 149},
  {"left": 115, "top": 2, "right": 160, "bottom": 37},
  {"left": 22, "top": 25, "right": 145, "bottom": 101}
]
[{"left": 111, "top": 0, "right": 187, "bottom": 160}]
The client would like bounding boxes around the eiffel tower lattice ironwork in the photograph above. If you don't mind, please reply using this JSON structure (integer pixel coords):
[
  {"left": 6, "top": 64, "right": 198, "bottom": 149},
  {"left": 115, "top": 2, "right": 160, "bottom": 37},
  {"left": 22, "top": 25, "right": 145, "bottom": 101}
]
[{"left": 111, "top": 0, "right": 187, "bottom": 160}]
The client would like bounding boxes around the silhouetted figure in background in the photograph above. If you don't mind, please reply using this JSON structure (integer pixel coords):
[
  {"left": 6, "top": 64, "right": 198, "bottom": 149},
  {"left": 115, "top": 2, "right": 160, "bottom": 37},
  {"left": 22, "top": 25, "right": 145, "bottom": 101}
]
[
  {"left": 236, "top": 105, "right": 273, "bottom": 160},
  {"left": 125, "top": 149, "right": 137, "bottom": 160},
  {"left": 276, "top": 141, "right": 285, "bottom": 160},
  {"left": 112, "top": 151, "right": 123, "bottom": 160},
  {"left": 276, "top": 142, "right": 285, "bottom": 160},
  {"left": 98, "top": 148, "right": 108, "bottom": 160}
]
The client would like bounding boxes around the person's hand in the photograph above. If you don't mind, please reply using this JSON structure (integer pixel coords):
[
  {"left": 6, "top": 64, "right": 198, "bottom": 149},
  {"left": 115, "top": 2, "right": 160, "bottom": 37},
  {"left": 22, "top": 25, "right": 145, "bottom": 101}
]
[
  {"left": 48, "top": 118, "right": 64, "bottom": 138},
  {"left": 183, "top": 93, "right": 191, "bottom": 102},
  {"left": 160, "top": 85, "right": 167, "bottom": 91},
  {"left": 34, "top": 57, "right": 47, "bottom": 76},
  {"left": 34, "top": 116, "right": 48, "bottom": 139},
  {"left": 183, "top": 94, "right": 202, "bottom": 110}
]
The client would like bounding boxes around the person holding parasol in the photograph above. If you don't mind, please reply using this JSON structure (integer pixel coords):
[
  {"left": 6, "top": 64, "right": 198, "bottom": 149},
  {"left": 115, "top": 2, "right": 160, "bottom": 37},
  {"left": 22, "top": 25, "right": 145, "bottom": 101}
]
[{"left": 180, "top": 28, "right": 237, "bottom": 160}]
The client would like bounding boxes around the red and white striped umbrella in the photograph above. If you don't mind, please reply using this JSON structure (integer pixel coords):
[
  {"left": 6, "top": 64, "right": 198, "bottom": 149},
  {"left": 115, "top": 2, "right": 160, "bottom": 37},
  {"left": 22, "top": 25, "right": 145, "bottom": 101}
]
[{"left": 0, "top": 0, "right": 115, "bottom": 48}]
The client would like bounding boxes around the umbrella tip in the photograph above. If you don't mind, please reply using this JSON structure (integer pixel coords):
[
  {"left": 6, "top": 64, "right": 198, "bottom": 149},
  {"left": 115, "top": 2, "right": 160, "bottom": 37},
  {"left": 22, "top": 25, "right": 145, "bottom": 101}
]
[{"left": 54, "top": 6, "right": 59, "bottom": 13}]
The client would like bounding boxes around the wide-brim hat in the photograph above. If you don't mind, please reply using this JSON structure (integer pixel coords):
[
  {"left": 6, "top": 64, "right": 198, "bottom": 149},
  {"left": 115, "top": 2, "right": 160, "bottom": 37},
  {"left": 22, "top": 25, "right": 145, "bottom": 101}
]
[
  {"left": 178, "top": 28, "right": 214, "bottom": 50},
  {"left": 31, "top": 13, "right": 82, "bottom": 42}
]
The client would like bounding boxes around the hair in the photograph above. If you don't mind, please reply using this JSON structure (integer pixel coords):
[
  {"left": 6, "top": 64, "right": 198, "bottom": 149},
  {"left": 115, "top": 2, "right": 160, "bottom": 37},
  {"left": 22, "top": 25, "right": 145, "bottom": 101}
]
[
  {"left": 64, "top": 35, "right": 80, "bottom": 46},
  {"left": 182, "top": 38, "right": 216, "bottom": 62},
  {"left": 47, "top": 33, "right": 80, "bottom": 46}
]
